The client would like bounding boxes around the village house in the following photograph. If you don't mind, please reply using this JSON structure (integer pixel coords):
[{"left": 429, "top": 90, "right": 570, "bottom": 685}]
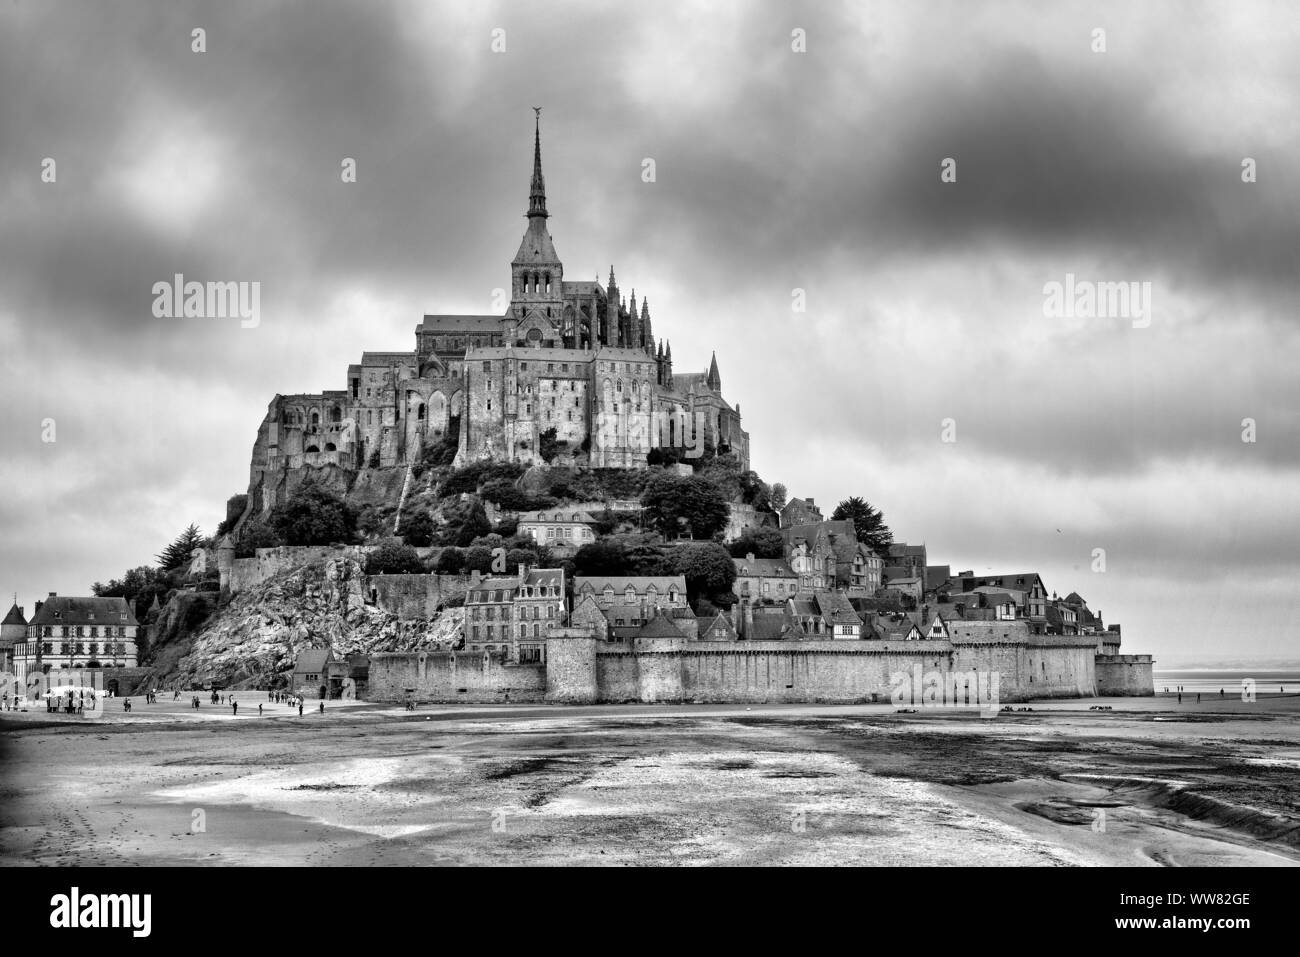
[
  {"left": 515, "top": 509, "right": 598, "bottom": 552},
  {"left": 779, "top": 496, "right": 823, "bottom": 527},
  {"left": 465, "top": 566, "right": 566, "bottom": 662},
  {"left": 11, "top": 594, "right": 139, "bottom": 688},
  {"left": 732, "top": 553, "right": 799, "bottom": 602},
  {"left": 573, "top": 575, "right": 687, "bottom": 610}
]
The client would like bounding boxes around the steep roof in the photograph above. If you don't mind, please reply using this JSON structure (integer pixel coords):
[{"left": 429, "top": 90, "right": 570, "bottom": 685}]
[
  {"left": 575, "top": 576, "right": 686, "bottom": 594},
  {"left": 419, "top": 315, "right": 502, "bottom": 334},
  {"left": 635, "top": 610, "right": 683, "bottom": 640},
  {"left": 924, "top": 565, "right": 951, "bottom": 590},
  {"left": 748, "top": 614, "right": 790, "bottom": 641},
  {"left": 466, "top": 577, "right": 520, "bottom": 604},
  {"left": 888, "top": 543, "right": 926, "bottom": 559},
  {"left": 28, "top": 596, "right": 137, "bottom": 628},
  {"left": 518, "top": 509, "right": 598, "bottom": 525},
  {"left": 733, "top": 557, "right": 797, "bottom": 578},
  {"left": 701, "top": 611, "right": 737, "bottom": 639},
  {"left": 2, "top": 603, "right": 27, "bottom": 627},
  {"left": 294, "top": 648, "right": 333, "bottom": 674},
  {"left": 521, "top": 568, "right": 565, "bottom": 591},
  {"left": 815, "top": 591, "right": 863, "bottom": 626}
]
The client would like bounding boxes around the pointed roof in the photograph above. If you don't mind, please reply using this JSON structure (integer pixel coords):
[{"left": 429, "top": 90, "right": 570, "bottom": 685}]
[
  {"left": 706, "top": 351, "right": 721, "bottom": 389},
  {"left": 701, "top": 611, "right": 738, "bottom": 640},
  {"left": 527, "top": 107, "right": 547, "bottom": 219},
  {"left": 514, "top": 110, "right": 561, "bottom": 266},
  {"left": 635, "top": 609, "right": 684, "bottom": 639},
  {"left": 2, "top": 602, "right": 26, "bottom": 627}
]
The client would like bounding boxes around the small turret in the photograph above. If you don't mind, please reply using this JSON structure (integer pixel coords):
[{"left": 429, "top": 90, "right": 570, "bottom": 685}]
[
  {"left": 641, "top": 298, "right": 652, "bottom": 352},
  {"left": 706, "top": 351, "right": 721, "bottom": 392}
]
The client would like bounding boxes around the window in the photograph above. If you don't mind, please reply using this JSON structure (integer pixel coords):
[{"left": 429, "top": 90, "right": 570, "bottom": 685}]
[{"left": 483, "top": 361, "right": 491, "bottom": 373}]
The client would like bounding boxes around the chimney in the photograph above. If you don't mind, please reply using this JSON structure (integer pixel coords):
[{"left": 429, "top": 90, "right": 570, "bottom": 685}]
[
  {"left": 48, "top": 591, "right": 57, "bottom": 598},
  {"left": 34, "top": 600, "right": 43, "bottom": 615}
]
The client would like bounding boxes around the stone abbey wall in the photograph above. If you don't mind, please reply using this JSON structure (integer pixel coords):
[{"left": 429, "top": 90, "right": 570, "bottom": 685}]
[
  {"left": 1095, "top": 654, "right": 1155, "bottom": 696},
  {"left": 367, "top": 634, "right": 1108, "bottom": 706},
  {"left": 368, "top": 650, "right": 547, "bottom": 703}
]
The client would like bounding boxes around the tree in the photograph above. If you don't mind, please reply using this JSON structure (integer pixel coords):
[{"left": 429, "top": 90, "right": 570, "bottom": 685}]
[
  {"left": 93, "top": 566, "right": 168, "bottom": 622},
  {"left": 666, "top": 542, "right": 737, "bottom": 609},
  {"left": 398, "top": 509, "right": 435, "bottom": 547},
  {"left": 455, "top": 500, "right": 492, "bottom": 547},
  {"left": 729, "top": 526, "right": 784, "bottom": 559},
  {"left": 365, "top": 539, "right": 425, "bottom": 575},
  {"left": 233, "top": 517, "right": 281, "bottom": 558},
  {"left": 464, "top": 545, "right": 494, "bottom": 573},
  {"left": 157, "top": 524, "right": 204, "bottom": 572},
  {"left": 435, "top": 547, "right": 466, "bottom": 574},
  {"left": 770, "top": 483, "right": 788, "bottom": 512},
  {"left": 538, "top": 426, "right": 562, "bottom": 464},
  {"left": 641, "top": 473, "right": 730, "bottom": 540},
  {"left": 573, "top": 539, "right": 631, "bottom": 577},
  {"left": 270, "top": 480, "right": 357, "bottom": 546},
  {"left": 831, "top": 496, "right": 893, "bottom": 556}
]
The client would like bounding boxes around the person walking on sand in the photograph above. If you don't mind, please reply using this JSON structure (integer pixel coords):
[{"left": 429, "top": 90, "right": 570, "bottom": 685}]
[
  {"left": 319, "top": 701, "right": 325, "bottom": 714},
  {"left": 123, "top": 698, "right": 131, "bottom": 713},
  {"left": 1178, "top": 692, "right": 1182, "bottom": 703},
  {"left": 258, "top": 703, "right": 263, "bottom": 716},
  {"left": 298, "top": 701, "right": 303, "bottom": 717},
  {"left": 1197, "top": 693, "right": 1201, "bottom": 703},
  {"left": 232, "top": 700, "right": 238, "bottom": 715}
]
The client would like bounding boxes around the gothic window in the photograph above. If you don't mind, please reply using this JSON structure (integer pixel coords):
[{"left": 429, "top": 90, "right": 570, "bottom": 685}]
[
  {"left": 418, "top": 403, "right": 426, "bottom": 420},
  {"left": 544, "top": 273, "right": 552, "bottom": 294},
  {"left": 311, "top": 412, "right": 320, "bottom": 427},
  {"left": 325, "top": 443, "right": 336, "bottom": 452},
  {"left": 482, "top": 361, "right": 491, "bottom": 373},
  {"left": 331, "top": 406, "right": 342, "bottom": 423}
]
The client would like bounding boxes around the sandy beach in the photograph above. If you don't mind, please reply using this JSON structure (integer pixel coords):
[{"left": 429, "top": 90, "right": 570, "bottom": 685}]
[{"left": 2, "top": 692, "right": 1297, "bottom": 866}]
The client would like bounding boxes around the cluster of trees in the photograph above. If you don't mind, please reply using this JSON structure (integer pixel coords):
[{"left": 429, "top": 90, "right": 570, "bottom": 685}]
[{"left": 572, "top": 532, "right": 737, "bottom": 611}]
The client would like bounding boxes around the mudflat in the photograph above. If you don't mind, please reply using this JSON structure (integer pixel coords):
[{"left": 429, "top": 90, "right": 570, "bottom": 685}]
[{"left": 2, "top": 694, "right": 1297, "bottom": 866}]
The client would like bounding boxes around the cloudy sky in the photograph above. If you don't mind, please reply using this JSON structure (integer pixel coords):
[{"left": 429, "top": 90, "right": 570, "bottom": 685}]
[{"left": 2, "top": 0, "right": 1297, "bottom": 666}]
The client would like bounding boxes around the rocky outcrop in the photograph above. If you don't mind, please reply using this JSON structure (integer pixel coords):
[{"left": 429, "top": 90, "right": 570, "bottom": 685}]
[{"left": 172, "top": 556, "right": 461, "bottom": 689}]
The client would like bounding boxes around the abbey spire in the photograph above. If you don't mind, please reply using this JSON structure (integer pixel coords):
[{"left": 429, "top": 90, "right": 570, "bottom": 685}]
[
  {"left": 527, "top": 107, "right": 548, "bottom": 219},
  {"left": 511, "top": 109, "right": 564, "bottom": 341}
]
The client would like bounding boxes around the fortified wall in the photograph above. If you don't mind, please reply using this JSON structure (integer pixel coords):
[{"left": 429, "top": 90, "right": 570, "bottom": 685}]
[
  {"left": 368, "top": 632, "right": 1102, "bottom": 705},
  {"left": 1094, "top": 654, "right": 1155, "bottom": 696}
]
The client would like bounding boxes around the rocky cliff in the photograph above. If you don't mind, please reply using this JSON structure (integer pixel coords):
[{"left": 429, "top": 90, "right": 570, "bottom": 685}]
[{"left": 170, "top": 556, "right": 461, "bottom": 689}]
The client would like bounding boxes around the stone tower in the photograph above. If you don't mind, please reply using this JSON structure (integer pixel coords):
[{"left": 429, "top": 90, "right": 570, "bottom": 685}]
[{"left": 510, "top": 109, "right": 565, "bottom": 345}]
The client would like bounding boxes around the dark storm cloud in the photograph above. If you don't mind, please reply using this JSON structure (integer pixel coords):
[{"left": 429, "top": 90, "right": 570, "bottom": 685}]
[{"left": 1, "top": 0, "right": 1296, "bottom": 660}]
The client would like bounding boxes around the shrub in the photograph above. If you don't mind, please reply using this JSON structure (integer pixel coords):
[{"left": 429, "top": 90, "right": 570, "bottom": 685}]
[
  {"left": 398, "top": 509, "right": 435, "bottom": 547},
  {"left": 365, "top": 539, "right": 425, "bottom": 575},
  {"left": 729, "top": 526, "right": 784, "bottom": 559},
  {"left": 270, "top": 480, "right": 357, "bottom": 546},
  {"left": 464, "top": 545, "right": 494, "bottom": 573},
  {"left": 435, "top": 547, "right": 466, "bottom": 574},
  {"left": 232, "top": 518, "right": 281, "bottom": 558},
  {"left": 641, "top": 473, "right": 729, "bottom": 540}
]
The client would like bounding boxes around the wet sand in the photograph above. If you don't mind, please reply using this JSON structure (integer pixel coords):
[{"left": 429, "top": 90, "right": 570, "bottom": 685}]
[{"left": 2, "top": 694, "right": 1297, "bottom": 866}]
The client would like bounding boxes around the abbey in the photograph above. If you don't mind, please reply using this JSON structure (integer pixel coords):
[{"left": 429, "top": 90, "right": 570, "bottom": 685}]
[{"left": 247, "top": 114, "right": 748, "bottom": 504}]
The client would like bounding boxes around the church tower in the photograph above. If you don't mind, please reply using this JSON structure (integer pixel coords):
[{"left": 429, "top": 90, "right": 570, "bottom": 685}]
[{"left": 509, "top": 110, "right": 565, "bottom": 346}]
